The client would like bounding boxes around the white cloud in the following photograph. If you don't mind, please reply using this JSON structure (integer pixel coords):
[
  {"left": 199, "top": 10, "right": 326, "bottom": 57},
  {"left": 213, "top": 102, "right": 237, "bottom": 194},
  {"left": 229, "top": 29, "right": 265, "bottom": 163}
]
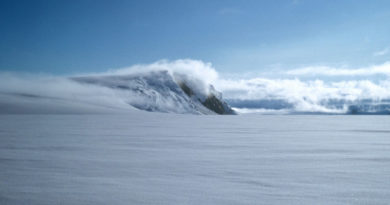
[
  {"left": 217, "top": 78, "right": 390, "bottom": 101},
  {"left": 105, "top": 59, "right": 219, "bottom": 95},
  {"left": 216, "top": 77, "right": 390, "bottom": 113},
  {"left": 109, "top": 59, "right": 218, "bottom": 84}
]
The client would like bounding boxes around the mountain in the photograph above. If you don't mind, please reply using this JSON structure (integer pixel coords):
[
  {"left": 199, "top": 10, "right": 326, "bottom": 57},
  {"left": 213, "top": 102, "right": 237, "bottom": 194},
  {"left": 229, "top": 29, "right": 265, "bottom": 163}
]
[{"left": 72, "top": 70, "right": 235, "bottom": 115}]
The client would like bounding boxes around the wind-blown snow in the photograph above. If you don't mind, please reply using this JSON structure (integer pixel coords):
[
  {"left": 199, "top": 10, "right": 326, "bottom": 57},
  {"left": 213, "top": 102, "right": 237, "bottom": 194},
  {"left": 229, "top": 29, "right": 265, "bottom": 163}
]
[{"left": 109, "top": 59, "right": 219, "bottom": 95}]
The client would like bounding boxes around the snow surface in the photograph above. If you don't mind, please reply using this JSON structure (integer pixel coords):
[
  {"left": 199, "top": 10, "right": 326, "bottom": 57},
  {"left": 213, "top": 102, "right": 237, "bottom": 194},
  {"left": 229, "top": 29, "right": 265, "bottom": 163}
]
[{"left": 1, "top": 113, "right": 390, "bottom": 204}]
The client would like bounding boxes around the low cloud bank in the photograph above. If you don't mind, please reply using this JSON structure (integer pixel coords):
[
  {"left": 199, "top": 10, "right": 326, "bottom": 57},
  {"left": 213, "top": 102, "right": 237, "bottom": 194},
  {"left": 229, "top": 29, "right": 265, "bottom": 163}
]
[
  {"left": 218, "top": 78, "right": 390, "bottom": 114},
  {"left": 1, "top": 59, "right": 390, "bottom": 114},
  {"left": 216, "top": 62, "right": 390, "bottom": 114}
]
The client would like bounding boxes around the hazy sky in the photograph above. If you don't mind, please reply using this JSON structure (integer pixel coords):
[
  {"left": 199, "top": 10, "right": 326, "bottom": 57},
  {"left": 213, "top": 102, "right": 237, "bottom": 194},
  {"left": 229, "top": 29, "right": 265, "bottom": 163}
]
[{"left": 1, "top": 0, "right": 390, "bottom": 74}]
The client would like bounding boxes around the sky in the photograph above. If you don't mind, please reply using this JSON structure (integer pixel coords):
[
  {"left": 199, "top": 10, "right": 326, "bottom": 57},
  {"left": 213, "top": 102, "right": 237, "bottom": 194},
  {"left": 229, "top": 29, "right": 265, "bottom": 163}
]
[{"left": 1, "top": 0, "right": 390, "bottom": 75}]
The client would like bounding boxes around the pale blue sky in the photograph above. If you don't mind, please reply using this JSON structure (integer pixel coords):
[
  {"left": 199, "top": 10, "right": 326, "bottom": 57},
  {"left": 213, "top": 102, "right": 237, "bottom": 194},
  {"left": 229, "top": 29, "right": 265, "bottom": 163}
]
[{"left": 1, "top": 0, "right": 390, "bottom": 74}]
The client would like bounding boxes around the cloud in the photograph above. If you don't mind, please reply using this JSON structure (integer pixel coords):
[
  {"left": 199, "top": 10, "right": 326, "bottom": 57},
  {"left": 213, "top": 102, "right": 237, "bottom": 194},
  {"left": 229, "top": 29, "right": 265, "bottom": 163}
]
[
  {"left": 285, "top": 62, "right": 390, "bottom": 76},
  {"left": 217, "top": 78, "right": 390, "bottom": 101},
  {"left": 216, "top": 78, "right": 390, "bottom": 113},
  {"left": 373, "top": 47, "right": 389, "bottom": 57},
  {"left": 109, "top": 59, "right": 218, "bottom": 85}
]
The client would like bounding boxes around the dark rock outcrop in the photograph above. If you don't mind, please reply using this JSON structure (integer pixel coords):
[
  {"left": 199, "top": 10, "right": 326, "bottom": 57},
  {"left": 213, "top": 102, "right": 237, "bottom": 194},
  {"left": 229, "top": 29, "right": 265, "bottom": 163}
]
[{"left": 178, "top": 82, "right": 235, "bottom": 115}]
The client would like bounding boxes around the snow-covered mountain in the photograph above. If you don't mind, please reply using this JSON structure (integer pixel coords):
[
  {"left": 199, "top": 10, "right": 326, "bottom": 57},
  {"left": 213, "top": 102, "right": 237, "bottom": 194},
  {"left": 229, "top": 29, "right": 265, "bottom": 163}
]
[{"left": 72, "top": 70, "right": 235, "bottom": 115}]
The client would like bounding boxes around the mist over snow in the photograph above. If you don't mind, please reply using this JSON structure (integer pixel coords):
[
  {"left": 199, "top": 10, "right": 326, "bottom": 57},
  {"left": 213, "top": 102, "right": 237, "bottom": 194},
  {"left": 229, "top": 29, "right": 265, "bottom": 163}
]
[{"left": 1, "top": 59, "right": 390, "bottom": 114}]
